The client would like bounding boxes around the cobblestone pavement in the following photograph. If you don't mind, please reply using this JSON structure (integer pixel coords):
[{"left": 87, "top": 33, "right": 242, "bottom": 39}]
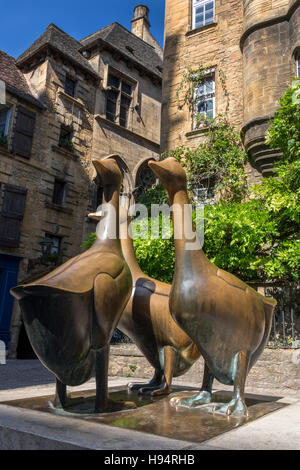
[{"left": 0, "top": 360, "right": 54, "bottom": 390}]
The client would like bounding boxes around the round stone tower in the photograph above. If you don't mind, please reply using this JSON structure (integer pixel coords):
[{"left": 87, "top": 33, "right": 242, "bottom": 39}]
[{"left": 241, "top": 0, "right": 300, "bottom": 176}]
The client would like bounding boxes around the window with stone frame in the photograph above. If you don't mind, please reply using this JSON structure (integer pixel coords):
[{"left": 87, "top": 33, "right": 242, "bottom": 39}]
[
  {"left": 12, "top": 105, "right": 36, "bottom": 159},
  {"left": 45, "top": 234, "right": 62, "bottom": 255},
  {"left": 193, "top": 177, "right": 216, "bottom": 206},
  {"left": 194, "top": 74, "right": 215, "bottom": 129},
  {"left": 0, "top": 106, "right": 11, "bottom": 145},
  {"left": 192, "top": 0, "right": 215, "bottom": 30},
  {"left": 52, "top": 179, "right": 66, "bottom": 205},
  {"left": 64, "top": 76, "right": 76, "bottom": 97},
  {"left": 0, "top": 184, "right": 27, "bottom": 247},
  {"left": 296, "top": 53, "right": 300, "bottom": 78},
  {"left": 106, "top": 73, "right": 133, "bottom": 128},
  {"left": 59, "top": 124, "right": 73, "bottom": 151}
]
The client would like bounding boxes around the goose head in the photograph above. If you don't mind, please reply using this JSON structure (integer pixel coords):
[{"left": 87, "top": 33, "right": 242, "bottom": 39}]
[
  {"left": 148, "top": 157, "right": 187, "bottom": 194},
  {"left": 92, "top": 158, "right": 122, "bottom": 189}
]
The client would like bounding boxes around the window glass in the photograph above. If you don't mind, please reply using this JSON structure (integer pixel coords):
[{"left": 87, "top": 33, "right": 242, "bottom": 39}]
[
  {"left": 121, "top": 82, "right": 132, "bottom": 95},
  {"left": 105, "top": 72, "right": 133, "bottom": 128},
  {"left": 0, "top": 108, "right": 11, "bottom": 136},
  {"left": 120, "top": 96, "right": 131, "bottom": 127},
  {"left": 194, "top": 75, "right": 215, "bottom": 127},
  {"left": 46, "top": 234, "right": 61, "bottom": 254},
  {"left": 65, "top": 77, "right": 76, "bottom": 97},
  {"left": 52, "top": 180, "right": 65, "bottom": 205},
  {"left": 59, "top": 125, "right": 72, "bottom": 146},
  {"left": 193, "top": 0, "right": 215, "bottom": 29},
  {"left": 108, "top": 74, "right": 120, "bottom": 89},
  {"left": 106, "top": 90, "right": 118, "bottom": 122}
]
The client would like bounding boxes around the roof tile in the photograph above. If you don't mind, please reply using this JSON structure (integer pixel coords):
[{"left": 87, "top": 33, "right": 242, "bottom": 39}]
[{"left": 80, "top": 22, "right": 163, "bottom": 79}]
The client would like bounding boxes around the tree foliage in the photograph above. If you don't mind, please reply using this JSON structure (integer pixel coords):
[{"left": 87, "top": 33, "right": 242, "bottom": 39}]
[{"left": 266, "top": 77, "right": 300, "bottom": 163}]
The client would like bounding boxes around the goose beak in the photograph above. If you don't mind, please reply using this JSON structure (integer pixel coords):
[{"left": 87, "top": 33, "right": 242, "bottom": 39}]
[{"left": 88, "top": 210, "right": 103, "bottom": 221}]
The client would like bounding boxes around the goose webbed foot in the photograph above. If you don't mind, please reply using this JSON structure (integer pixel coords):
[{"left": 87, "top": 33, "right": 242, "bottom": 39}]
[
  {"left": 172, "top": 390, "right": 212, "bottom": 408},
  {"left": 213, "top": 350, "right": 250, "bottom": 417},
  {"left": 136, "top": 382, "right": 170, "bottom": 397},
  {"left": 128, "top": 370, "right": 163, "bottom": 393},
  {"left": 128, "top": 380, "right": 162, "bottom": 393},
  {"left": 150, "top": 383, "right": 171, "bottom": 397},
  {"left": 214, "top": 396, "right": 249, "bottom": 417}
]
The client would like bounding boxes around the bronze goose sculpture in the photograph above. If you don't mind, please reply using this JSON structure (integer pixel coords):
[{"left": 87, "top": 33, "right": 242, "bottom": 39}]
[
  {"left": 148, "top": 157, "right": 277, "bottom": 416},
  {"left": 11, "top": 159, "right": 132, "bottom": 413},
  {"left": 89, "top": 193, "right": 201, "bottom": 396}
]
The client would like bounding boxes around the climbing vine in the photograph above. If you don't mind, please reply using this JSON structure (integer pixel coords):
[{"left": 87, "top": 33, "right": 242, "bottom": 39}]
[
  {"left": 176, "top": 62, "right": 230, "bottom": 128},
  {"left": 161, "top": 117, "right": 248, "bottom": 203}
]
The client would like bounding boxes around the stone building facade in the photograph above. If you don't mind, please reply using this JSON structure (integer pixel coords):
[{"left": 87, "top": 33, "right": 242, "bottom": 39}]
[
  {"left": 162, "top": 0, "right": 300, "bottom": 177},
  {"left": 0, "top": 5, "right": 162, "bottom": 357}
]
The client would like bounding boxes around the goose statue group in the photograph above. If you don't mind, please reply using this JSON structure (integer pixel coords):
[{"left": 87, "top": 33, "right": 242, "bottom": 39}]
[
  {"left": 148, "top": 157, "right": 277, "bottom": 417},
  {"left": 10, "top": 155, "right": 276, "bottom": 417}
]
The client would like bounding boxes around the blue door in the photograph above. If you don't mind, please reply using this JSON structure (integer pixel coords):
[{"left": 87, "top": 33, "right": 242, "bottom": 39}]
[{"left": 0, "top": 254, "right": 21, "bottom": 347}]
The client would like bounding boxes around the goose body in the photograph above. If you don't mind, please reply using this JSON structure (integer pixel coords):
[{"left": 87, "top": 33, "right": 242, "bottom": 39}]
[
  {"left": 149, "top": 158, "right": 277, "bottom": 416},
  {"left": 11, "top": 159, "right": 132, "bottom": 412}
]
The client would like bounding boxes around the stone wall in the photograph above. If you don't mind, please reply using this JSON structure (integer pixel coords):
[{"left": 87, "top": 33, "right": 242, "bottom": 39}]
[
  {"left": 162, "top": 0, "right": 244, "bottom": 152},
  {"left": 241, "top": 0, "right": 299, "bottom": 175},
  {"left": 162, "top": 0, "right": 300, "bottom": 176},
  {"left": 109, "top": 344, "right": 300, "bottom": 397}
]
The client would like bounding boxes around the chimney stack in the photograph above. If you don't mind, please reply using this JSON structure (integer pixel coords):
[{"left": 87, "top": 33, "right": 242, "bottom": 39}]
[{"left": 131, "top": 5, "right": 150, "bottom": 40}]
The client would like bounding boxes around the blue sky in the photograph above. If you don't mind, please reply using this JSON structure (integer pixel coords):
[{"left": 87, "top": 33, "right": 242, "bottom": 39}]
[{"left": 1, "top": 0, "right": 165, "bottom": 58}]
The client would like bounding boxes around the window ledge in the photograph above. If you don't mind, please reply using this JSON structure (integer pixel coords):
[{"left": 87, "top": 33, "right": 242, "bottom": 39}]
[
  {"left": 186, "top": 127, "right": 211, "bottom": 138},
  {"left": 57, "top": 90, "right": 85, "bottom": 109},
  {"left": 45, "top": 201, "right": 73, "bottom": 215},
  {"left": 52, "top": 145, "right": 78, "bottom": 160},
  {"left": 186, "top": 22, "right": 217, "bottom": 37}
]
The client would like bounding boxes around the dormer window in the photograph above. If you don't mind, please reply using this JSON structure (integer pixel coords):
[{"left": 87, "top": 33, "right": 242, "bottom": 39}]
[
  {"left": 106, "top": 72, "right": 133, "bottom": 128},
  {"left": 65, "top": 76, "right": 76, "bottom": 97},
  {"left": 193, "top": 0, "right": 215, "bottom": 30}
]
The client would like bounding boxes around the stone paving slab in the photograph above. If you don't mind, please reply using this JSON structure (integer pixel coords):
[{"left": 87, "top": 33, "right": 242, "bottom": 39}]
[{"left": 204, "top": 400, "right": 300, "bottom": 450}]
